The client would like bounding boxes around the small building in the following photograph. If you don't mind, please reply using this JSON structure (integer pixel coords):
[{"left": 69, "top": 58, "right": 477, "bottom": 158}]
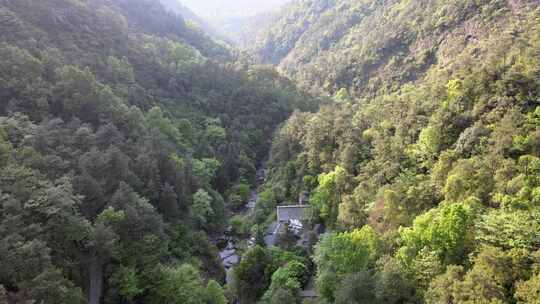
[{"left": 276, "top": 205, "right": 312, "bottom": 224}]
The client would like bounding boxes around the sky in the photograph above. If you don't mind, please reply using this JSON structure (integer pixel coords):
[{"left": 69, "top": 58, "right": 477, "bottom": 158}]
[{"left": 179, "top": 0, "right": 291, "bottom": 20}]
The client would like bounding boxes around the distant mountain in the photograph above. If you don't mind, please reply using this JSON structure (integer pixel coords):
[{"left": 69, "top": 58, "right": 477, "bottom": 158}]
[
  {"left": 159, "top": 0, "right": 230, "bottom": 43},
  {"left": 177, "top": 0, "right": 291, "bottom": 44},
  {"left": 179, "top": 0, "right": 291, "bottom": 20}
]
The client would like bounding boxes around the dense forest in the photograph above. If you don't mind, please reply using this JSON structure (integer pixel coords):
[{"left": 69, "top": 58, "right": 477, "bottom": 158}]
[
  {"left": 0, "top": 0, "right": 318, "bottom": 303},
  {"left": 2, "top": 0, "right": 540, "bottom": 304},
  {"left": 247, "top": 0, "right": 540, "bottom": 303}
]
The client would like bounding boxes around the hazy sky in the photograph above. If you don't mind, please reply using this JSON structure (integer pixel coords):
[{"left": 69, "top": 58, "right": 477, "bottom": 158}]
[{"left": 179, "top": 0, "right": 291, "bottom": 20}]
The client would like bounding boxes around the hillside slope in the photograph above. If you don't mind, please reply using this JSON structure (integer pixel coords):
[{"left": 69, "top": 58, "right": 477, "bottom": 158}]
[
  {"left": 245, "top": 1, "right": 540, "bottom": 303},
  {"left": 252, "top": 0, "right": 538, "bottom": 97},
  {"left": 158, "top": 0, "right": 230, "bottom": 43},
  {"left": 0, "top": 0, "right": 318, "bottom": 303}
]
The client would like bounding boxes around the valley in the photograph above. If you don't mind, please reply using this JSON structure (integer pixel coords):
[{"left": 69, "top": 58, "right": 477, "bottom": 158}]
[{"left": 1, "top": 0, "right": 540, "bottom": 304}]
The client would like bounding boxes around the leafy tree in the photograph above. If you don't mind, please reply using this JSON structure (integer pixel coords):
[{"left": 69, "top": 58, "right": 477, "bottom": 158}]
[
  {"left": 314, "top": 226, "right": 380, "bottom": 302},
  {"left": 425, "top": 265, "right": 465, "bottom": 304},
  {"left": 515, "top": 273, "right": 540, "bottom": 304},
  {"left": 233, "top": 246, "right": 272, "bottom": 303},
  {"left": 204, "top": 280, "right": 227, "bottom": 304},
  {"left": 262, "top": 260, "right": 307, "bottom": 303},
  {"left": 310, "top": 166, "right": 351, "bottom": 228},
  {"left": 398, "top": 200, "right": 478, "bottom": 266},
  {"left": 477, "top": 208, "right": 540, "bottom": 250},
  {"left": 159, "top": 183, "right": 180, "bottom": 222},
  {"left": 192, "top": 189, "right": 214, "bottom": 227},
  {"left": 149, "top": 264, "right": 206, "bottom": 304},
  {"left": 374, "top": 256, "right": 418, "bottom": 304},
  {"left": 0, "top": 130, "right": 11, "bottom": 167},
  {"left": 111, "top": 266, "right": 142, "bottom": 302},
  {"left": 193, "top": 158, "right": 220, "bottom": 187},
  {"left": 335, "top": 271, "right": 377, "bottom": 304}
]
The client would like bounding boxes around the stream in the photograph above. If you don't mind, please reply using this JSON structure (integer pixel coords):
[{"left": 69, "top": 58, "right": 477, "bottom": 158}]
[{"left": 216, "top": 166, "right": 269, "bottom": 285}]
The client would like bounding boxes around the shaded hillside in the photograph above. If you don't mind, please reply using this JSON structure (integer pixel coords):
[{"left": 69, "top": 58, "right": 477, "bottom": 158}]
[{"left": 0, "top": 0, "right": 318, "bottom": 303}]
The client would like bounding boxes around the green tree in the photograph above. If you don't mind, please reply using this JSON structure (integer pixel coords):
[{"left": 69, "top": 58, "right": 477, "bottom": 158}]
[
  {"left": 192, "top": 189, "right": 214, "bottom": 227},
  {"left": 233, "top": 246, "right": 272, "bottom": 303},
  {"left": 263, "top": 260, "right": 307, "bottom": 302},
  {"left": 193, "top": 158, "right": 220, "bottom": 187},
  {"left": 311, "top": 166, "right": 351, "bottom": 228},
  {"left": 150, "top": 264, "right": 206, "bottom": 304},
  {"left": 0, "top": 130, "right": 11, "bottom": 168},
  {"left": 204, "top": 280, "right": 227, "bottom": 304},
  {"left": 398, "top": 199, "right": 477, "bottom": 266},
  {"left": 477, "top": 208, "right": 540, "bottom": 250},
  {"left": 515, "top": 273, "right": 540, "bottom": 304},
  {"left": 315, "top": 226, "right": 380, "bottom": 302},
  {"left": 335, "top": 271, "right": 377, "bottom": 304},
  {"left": 159, "top": 183, "right": 180, "bottom": 222},
  {"left": 374, "top": 256, "right": 418, "bottom": 304},
  {"left": 425, "top": 265, "right": 464, "bottom": 304},
  {"left": 111, "top": 266, "right": 142, "bottom": 302}
]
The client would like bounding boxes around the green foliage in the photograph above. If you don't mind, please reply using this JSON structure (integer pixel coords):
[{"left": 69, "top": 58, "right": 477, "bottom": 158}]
[
  {"left": 374, "top": 256, "right": 418, "bottom": 304},
  {"left": 314, "top": 226, "right": 380, "bottom": 302},
  {"left": 260, "top": 1, "right": 540, "bottom": 303},
  {"left": 228, "top": 183, "right": 251, "bottom": 210},
  {"left": 310, "top": 166, "right": 351, "bottom": 228},
  {"left": 0, "top": 130, "right": 11, "bottom": 167},
  {"left": 398, "top": 200, "right": 478, "bottom": 265},
  {"left": 204, "top": 280, "right": 227, "bottom": 304},
  {"left": 426, "top": 246, "right": 540, "bottom": 303},
  {"left": 149, "top": 264, "right": 206, "bottom": 304},
  {"left": 193, "top": 158, "right": 220, "bottom": 187},
  {"left": 262, "top": 260, "right": 307, "bottom": 303},
  {"left": 334, "top": 271, "right": 377, "bottom": 304},
  {"left": 3, "top": 0, "right": 540, "bottom": 302},
  {"left": 477, "top": 208, "right": 540, "bottom": 250},
  {"left": 515, "top": 273, "right": 540, "bottom": 304},
  {"left": 232, "top": 246, "right": 272, "bottom": 303},
  {"left": 111, "top": 266, "right": 142, "bottom": 301},
  {"left": 0, "top": 0, "right": 321, "bottom": 301},
  {"left": 192, "top": 189, "right": 214, "bottom": 227},
  {"left": 229, "top": 215, "right": 249, "bottom": 236},
  {"left": 424, "top": 265, "right": 465, "bottom": 304}
]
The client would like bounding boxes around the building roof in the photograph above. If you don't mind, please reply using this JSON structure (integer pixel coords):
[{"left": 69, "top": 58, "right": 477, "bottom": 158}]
[{"left": 277, "top": 205, "right": 312, "bottom": 223}]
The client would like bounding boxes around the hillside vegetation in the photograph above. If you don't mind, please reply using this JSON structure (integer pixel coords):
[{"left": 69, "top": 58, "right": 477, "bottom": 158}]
[
  {"left": 253, "top": 0, "right": 537, "bottom": 97},
  {"left": 2, "top": 0, "right": 540, "bottom": 303},
  {"left": 244, "top": 0, "right": 540, "bottom": 303},
  {"left": 0, "top": 0, "right": 318, "bottom": 303}
]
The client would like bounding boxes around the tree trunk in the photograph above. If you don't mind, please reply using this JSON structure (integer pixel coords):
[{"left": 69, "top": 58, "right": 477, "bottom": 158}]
[{"left": 88, "top": 258, "right": 103, "bottom": 304}]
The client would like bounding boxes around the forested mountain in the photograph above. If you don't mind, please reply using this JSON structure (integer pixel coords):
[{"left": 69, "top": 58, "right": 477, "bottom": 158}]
[
  {"left": 176, "top": 0, "right": 292, "bottom": 45},
  {"left": 252, "top": 0, "right": 539, "bottom": 97},
  {"left": 158, "top": 0, "right": 229, "bottom": 43},
  {"left": 3, "top": 0, "right": 540, "bottom": 304},
  {"left": 242, "top": 0, "right": 540, "bottom": 303},
  {"left": 0, "top": 0, "right": 318, "bottom": 303}
]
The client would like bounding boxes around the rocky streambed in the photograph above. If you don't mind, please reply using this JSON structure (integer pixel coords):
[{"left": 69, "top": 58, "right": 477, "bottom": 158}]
[{"left": 216, "top": 167, "right": 267, "bottom": 284}]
